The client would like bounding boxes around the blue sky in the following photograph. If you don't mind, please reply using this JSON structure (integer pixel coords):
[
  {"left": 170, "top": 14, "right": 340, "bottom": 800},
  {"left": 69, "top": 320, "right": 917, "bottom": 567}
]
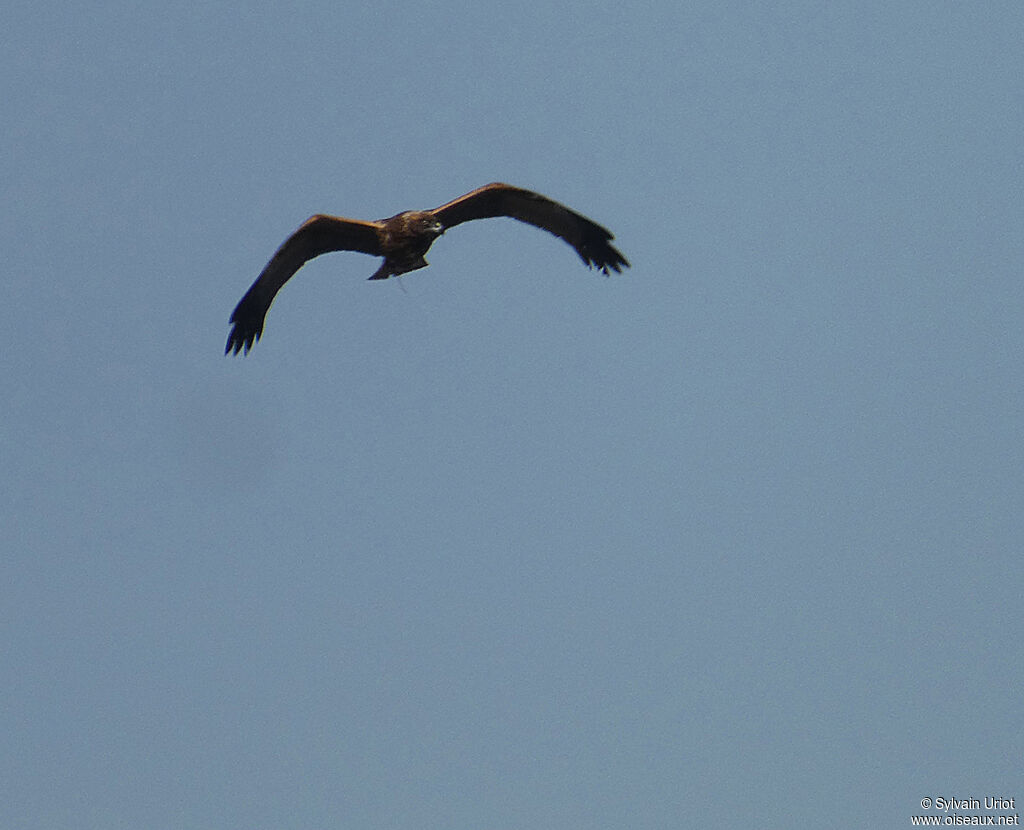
[{"left": 3, "top": 2, "right": 1022, "bottom": 827}]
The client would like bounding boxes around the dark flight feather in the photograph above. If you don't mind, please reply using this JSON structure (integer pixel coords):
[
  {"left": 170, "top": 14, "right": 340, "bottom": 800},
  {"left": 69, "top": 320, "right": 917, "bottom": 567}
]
[
  {"left": 226, "top": 183, "right": 629, "bottom": 355},
  {"left": 431, "top": 183, "right": 629, "bottom": 274},
  {"left": 226, "top": 215, "right": 382, "bottom": 354}
]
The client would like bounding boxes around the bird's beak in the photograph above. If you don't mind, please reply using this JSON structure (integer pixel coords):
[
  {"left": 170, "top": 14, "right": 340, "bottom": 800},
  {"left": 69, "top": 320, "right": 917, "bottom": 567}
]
[{"left": 432, "top": 222, "right": 444, "bottom": 236}]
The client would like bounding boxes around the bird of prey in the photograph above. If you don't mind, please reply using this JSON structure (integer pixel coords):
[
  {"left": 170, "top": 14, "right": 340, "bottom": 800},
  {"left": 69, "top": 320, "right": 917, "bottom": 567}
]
[{"left": 225, "top": 182, "right": 629, "bottom": 354}]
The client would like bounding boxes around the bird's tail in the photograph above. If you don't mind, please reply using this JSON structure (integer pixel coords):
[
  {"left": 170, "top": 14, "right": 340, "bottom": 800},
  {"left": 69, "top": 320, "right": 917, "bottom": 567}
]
[{"left": 367, "top": 261, "right": 391, "bottom": 280}]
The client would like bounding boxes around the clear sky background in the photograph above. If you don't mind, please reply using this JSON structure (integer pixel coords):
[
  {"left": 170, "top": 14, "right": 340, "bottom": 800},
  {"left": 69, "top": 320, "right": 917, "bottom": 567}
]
[{"left": 3, "top": 2, "right": 1022, "bottom": 828}]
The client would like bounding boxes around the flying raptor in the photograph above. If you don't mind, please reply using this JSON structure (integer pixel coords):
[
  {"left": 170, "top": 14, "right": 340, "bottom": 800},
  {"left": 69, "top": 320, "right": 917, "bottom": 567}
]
[{"left": 225, "top": 182, "right": 629, "bottom": 354}]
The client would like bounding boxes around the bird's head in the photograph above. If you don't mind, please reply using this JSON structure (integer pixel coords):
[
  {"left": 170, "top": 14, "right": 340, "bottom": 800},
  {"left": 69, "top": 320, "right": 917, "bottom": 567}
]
[{"left": 407, "top": 212, "right": 444, "bottom": 238}]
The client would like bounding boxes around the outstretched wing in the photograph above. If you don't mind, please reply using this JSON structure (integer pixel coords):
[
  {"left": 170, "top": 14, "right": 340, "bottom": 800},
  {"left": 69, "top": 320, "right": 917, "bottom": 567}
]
[
  {"left": 226, "top": 215, "right": 383, "bottom": 355},
  {"left": 430, "top": 183, "right": 629, "bottom": 275}
]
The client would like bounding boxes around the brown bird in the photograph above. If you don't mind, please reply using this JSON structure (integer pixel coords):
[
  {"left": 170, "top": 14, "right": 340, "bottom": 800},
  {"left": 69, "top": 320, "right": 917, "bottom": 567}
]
[{"left": 225, "top": 182, "right": 629, "bottom": 354}]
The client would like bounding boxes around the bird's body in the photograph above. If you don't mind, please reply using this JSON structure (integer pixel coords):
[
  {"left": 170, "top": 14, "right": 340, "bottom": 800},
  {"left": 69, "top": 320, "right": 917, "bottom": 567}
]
[
  {"left": 367, "top": 211, "right": 445, "bottom": 281},
  {"left": 226, "top": 183, "right": 629, "bottom": 354}
]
